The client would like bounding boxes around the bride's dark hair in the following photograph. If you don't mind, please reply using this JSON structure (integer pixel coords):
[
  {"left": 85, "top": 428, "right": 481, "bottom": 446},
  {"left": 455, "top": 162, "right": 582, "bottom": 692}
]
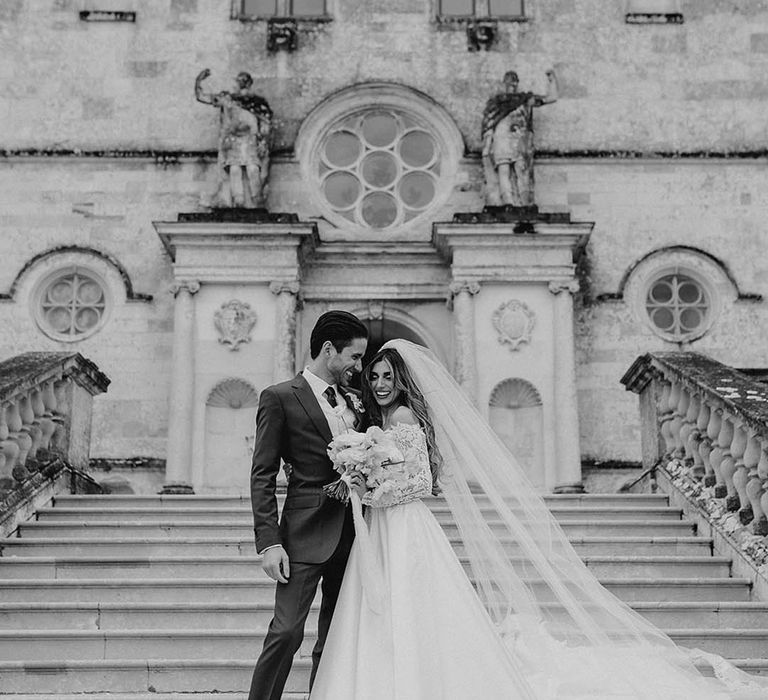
[{"left": 362, "top": 347, "right": 443, "bottom": 492}]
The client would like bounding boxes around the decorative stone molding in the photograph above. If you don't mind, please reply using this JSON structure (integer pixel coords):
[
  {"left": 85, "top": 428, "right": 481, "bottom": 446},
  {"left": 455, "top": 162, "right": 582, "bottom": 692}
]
[
  {"left": 489, "top": 378, "right": 542, "bottom": 409},
  {"left": 449, "top": 280, "right": 481, "bottom": 296},
  {"left": 368, "top": 300, "right": 385, "bottom": 321},
  {"left": 170, "top": 280, "right": 201, "bottom": 296},
  {"left": 270, "top": 281, "right": 300, "bottom": 382},
  {"left": 548, "top": 280, "right": 580, "bottom": 295},
  {"left": 206, "top": 378, "right": 259, "bottom": 409},
  {"left": 269, "top": 280, "right": 300, "bottom": 296},
  {"left": 214, "top": 300, "right": 257, "bottom": 351},
  {"left": 492, "top": 300, "right": 536, "bottom": 352}
]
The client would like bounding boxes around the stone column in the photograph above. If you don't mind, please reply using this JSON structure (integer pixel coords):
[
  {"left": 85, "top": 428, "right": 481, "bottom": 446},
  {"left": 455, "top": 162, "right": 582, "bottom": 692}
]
[
  {"left": 163, "top": 280, "right": 200, "bottom": 495},
  {"left": 549, "top": 280, "right": 583, "bottom": 493},
  {"left": 270, "top": 280, "right": 300, "bottom": 382},
  {"left": 449, "top": 280, "right": 481, "bottom": 402}
]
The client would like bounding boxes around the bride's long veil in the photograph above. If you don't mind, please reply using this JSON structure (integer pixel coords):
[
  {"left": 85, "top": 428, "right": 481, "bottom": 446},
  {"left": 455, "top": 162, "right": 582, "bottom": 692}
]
[{"left": 382, "top": 339, "right": 766, "bottom": 699}]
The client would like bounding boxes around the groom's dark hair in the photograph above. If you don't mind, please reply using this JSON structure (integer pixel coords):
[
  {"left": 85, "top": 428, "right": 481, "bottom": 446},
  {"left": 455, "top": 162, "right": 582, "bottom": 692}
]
[{"left": 310, "top": 310, "right": 368, "bottom": 359}]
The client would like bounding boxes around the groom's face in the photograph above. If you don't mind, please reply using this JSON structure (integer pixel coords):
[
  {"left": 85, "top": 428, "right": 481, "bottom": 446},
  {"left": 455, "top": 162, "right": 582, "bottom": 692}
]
[{"left": 326, "top": 336, "right": 367, "bottom": 387}]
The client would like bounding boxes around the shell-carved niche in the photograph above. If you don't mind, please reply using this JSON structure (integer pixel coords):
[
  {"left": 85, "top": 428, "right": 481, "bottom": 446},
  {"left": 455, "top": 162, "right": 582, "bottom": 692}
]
[
  {"left": 492, "top": 300, "right": 536, "bottom": 351},
  {"left": 489, "top": 378, "right": 542, "bottom": 409},
  {"left": 206, "top": 378, "right": 259, "bottom": 410},
  {"left": 214, "top": 300, "right": 257, "bottom": 351}
]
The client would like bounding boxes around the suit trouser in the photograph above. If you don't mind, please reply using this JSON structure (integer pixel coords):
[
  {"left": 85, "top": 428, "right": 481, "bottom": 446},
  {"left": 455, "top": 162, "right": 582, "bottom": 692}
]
[{"left": 248, "top": 515, "right": 354, "bottom": 700}]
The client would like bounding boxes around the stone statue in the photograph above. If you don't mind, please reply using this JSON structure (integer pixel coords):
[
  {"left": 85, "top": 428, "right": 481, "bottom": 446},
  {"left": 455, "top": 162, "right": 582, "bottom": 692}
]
[
  {"left": 195, "top": 69, "right": 273, "bottom": 208},
  {"left": 481, "top": 69, "right": 558, "bottom": 207}
]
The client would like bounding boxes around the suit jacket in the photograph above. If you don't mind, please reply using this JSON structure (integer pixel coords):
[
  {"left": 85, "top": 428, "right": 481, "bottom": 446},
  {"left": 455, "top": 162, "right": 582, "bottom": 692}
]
[{"left": 250, "top": 373, "right": 363, "bottom": 564}]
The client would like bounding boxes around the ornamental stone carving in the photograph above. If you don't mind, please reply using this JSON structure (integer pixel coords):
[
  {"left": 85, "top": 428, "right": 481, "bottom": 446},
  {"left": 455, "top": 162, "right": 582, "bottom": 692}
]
[
  {"left": 492, "top": 299, "right": 536, "bottom": 351},
  {"left": 214, "top": 300, "right": 257, "bottom": 351}
]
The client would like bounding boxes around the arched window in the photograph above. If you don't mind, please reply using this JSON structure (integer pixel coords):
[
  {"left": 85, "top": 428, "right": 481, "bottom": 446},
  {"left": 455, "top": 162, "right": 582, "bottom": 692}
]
[
  {"left": 297, "top": 83, "right": 464, "bottom": 236},
  {"left": 34, "top": 267, "right": 110, "bottom": 342},
  {"left": 645, "top": 272, "right": 709, "bottom": 342}
]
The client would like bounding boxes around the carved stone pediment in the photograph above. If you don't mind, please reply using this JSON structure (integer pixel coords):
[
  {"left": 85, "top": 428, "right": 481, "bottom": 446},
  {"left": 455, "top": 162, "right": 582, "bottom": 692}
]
[
  {"left": 214, "top": 300, "right": 257, "bottom": 351},
  {"left": 492, "top": 299, "right": 536, "bottom": 351}
]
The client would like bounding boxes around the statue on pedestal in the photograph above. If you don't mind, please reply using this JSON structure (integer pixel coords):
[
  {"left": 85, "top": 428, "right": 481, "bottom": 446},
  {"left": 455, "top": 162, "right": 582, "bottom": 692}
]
[
  {"left": 195, "top": 69, "right": 273, "bottom": 208},
  {"left": 481, "top": 69, "right": 558, "bottom": 207}
]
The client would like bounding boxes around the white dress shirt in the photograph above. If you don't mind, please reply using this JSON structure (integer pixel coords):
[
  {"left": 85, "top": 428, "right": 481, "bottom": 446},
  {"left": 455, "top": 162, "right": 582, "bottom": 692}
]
[{"left": 302, "top": 368, "right": 357, "bottom": 438}]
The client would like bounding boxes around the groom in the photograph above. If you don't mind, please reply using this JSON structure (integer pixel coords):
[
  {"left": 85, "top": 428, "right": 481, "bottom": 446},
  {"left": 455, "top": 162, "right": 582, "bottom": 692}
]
[{"left": 248, "top": 310, "right": 369, "bottom": 700}]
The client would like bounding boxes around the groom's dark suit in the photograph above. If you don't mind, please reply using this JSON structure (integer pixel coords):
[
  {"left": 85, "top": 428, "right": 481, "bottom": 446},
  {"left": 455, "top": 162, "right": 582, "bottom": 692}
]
[{"left": 248, "top": 373, "right": 360, "bottom": 700}]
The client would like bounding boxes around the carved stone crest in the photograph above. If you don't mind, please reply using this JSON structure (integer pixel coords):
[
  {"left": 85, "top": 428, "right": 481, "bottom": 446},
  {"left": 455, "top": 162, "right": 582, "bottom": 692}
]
[
  {"left": 492, "top": 300, "right": 536, "bottom": 351},
  {"left": 214, "top": 300, "right": 257, "bottom": 351}
]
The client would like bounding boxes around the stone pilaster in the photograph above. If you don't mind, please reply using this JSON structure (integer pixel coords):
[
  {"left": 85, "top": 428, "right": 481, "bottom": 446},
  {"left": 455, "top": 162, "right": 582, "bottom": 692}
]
[
  {"left": 163, "top": 279, "right": 200, "bottom": 495},
  {"left": 449, "top": 280, "right": 481, "bottom": 402},
  {"left": 548, "top": 280, "right": 583, "bottom": 493},
  {"left": 270, "top": 280, "right": 300, "bottom": 382}
]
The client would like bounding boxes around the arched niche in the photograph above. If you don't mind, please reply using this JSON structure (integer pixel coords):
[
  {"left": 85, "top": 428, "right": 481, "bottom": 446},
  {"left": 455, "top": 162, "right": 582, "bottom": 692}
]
[
  {"left": 488, "top": 378, "right": 545, "bottom": 489},
  {"left": 203, "top": 378, "right": 259, "bottom": 493}
]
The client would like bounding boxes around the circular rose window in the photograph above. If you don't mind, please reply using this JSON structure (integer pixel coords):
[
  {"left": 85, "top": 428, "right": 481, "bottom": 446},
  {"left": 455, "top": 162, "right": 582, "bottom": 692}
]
[
  {"left": 35, "top": 268, "right": 109, "bottom": 341},
  {"left": 645, "top": 272, "right": 710, "bottom": 342},
  {"left": 318, "top": 109, "right": 441, "bottom": 229}
]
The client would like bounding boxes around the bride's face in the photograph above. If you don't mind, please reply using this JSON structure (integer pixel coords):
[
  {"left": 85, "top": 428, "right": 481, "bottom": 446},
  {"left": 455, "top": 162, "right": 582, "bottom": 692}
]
[{"left": 368, "top": 359, "right": 400, "bottom": 409}]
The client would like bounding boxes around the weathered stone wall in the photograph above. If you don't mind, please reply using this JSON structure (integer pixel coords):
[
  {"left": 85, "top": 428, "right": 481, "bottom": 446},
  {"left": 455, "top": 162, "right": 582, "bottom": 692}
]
[
  {"left": 2, "top": 156, "right": 765, "bottom": 462},
  {"left": 2, "top": 1, "right": 767, "bottom": 154},
  {"left": 1, "top": 1, "right": 767, "bottom": 467}
]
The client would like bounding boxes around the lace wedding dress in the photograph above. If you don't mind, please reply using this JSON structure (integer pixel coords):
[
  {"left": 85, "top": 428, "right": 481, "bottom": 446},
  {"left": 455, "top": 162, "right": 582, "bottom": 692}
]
[
  {"left": 310, "top": 423, "right": 537, "bottom": 699},
  {"left": 310, "top": 340, "right": 768, "bottom": 700}
]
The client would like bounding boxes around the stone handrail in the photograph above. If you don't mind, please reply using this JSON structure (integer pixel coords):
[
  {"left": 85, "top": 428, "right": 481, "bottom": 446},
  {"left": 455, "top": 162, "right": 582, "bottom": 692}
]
[
  {"left": 622, "top": 352, "right": 768, "bottom": 537},
  {"left": 0, "top": 352, "right": 110, "bottom": 503}
]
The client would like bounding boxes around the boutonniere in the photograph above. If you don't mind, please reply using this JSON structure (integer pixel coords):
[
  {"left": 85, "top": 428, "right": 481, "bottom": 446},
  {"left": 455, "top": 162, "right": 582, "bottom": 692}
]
[{"left": 346, "top": 392, "right": 365, "bottom": 414}]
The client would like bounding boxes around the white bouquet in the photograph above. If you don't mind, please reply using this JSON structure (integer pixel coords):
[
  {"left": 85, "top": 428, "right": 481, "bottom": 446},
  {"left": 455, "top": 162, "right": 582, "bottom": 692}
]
[{"left": 324, "top": 426, "right": 405, "bottom": 502}]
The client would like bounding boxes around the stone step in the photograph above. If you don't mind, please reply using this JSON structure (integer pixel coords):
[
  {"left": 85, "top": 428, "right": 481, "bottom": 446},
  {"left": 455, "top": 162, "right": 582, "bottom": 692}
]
[
  {"left": 3, "top": 625, "right": 768, "bottom": 662},
  {"left": 51, "top": 493, "right": 672, "bottom": 509},
  {"left": 9, "top": 600, "right": 768, "bottom": 632},
  {"left": 0, "top": 695, "right": 303, "bottom": 700},
  {"left": 0, "top": 696, "right": 300, "bottom": 700},
  {"left": 0, "top": 601, "right": 317, "bottom": 630},
  {"left": 34, "top": 504, "right": 683, "bottom": 523},
  {"left": 0, "top": 553, "right": 731, "bottom": 580},
  {"left": 0, "top": 659, "right": 311, "bottom": 694},
  {"left": 0, "top": 576, "right": 752, "bottom": 603},
  {"left": 3, "top": 656, "right": 765, "bottom": 696},
  {"left": 1, "top": 523, "right": 697, "bottom": 558},
  {"left": 630, "top": 602, "right": 768, "bottom": 629}
]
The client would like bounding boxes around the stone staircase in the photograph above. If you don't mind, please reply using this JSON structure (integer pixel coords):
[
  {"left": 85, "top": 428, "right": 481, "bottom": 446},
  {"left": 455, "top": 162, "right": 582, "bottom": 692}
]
[{"left": 1, "top": 492, "right": 767, "bottom": 699}]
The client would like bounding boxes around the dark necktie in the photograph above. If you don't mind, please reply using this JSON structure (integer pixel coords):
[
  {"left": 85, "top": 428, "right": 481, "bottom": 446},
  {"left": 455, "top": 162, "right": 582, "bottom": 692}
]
[{"left": 323, "top": 386, "right": 338, "bottom": 408}]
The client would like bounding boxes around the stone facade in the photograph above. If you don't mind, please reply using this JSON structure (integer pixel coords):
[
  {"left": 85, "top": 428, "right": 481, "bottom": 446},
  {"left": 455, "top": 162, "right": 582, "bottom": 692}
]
[{"left": 1, "top": 1, "right": 767, "bottom": 487}]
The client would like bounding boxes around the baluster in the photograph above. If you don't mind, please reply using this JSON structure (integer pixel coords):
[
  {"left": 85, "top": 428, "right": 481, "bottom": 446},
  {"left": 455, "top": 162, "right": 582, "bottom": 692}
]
[
  {"left": 756, "top": 449, "right": 768, "bottom": 537},
  {"left": 659, "top": 381, "right": 678, "bottom": 457},
  {"left": 33, "top": 383, "right": 57, "bottom": 457},
  {"left": 735, "top": 430, "right": 760, "bottom": 524},
  {"left": 6, "top": 400, "right": 32, "bottom": 481},
  {"left": 709, "top": 412, "right": 733, "bottom": 499},
  {"left": 670, "top": 385, "right": 690, "bottom": 459},
  {"left": 50, "top": 378, "right": 70, "bottom": 452},
  {"left": 745, "top": 443, "right": 767, "bottom": 534},
  {"left": 0, "top": 404, "right": 19, "bottom": 490},
  {"left": 701, "top": 406, "right": 721, "bottom": 488},
  {"left": 721, "top": 419, "right": 747, "bottom": 512},
  {"left": 681, "top": 393, "right": 702, "bottom": 474},
  {"left": 18, "top": 394, "right": 42, "bottom": 470},
  {"left": 692, "top": 402, "right": 711, "bottom": 482}
]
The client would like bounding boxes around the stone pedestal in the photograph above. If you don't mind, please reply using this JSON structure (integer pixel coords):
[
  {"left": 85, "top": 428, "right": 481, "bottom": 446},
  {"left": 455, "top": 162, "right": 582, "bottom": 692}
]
[
  {"left": 154, "top": 211, "right": 317, "bottom": 493},
  {"left": 434, "top": 212, "right": 593, "bottom": 491}
]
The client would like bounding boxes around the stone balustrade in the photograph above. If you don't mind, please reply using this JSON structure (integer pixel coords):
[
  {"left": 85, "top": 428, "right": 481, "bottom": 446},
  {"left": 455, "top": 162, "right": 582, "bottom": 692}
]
[
  {"left": 622, "top": 352, "right": 768, "bottom": 537},
  {"left": 0, "top": 353, "right": 110, "bottom": 503}
]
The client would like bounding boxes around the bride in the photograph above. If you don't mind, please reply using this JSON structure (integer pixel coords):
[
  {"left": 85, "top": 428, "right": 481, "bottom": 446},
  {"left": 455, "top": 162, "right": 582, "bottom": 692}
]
[{"left": 309, "top": 340, "right": 768, "bottom": 699}]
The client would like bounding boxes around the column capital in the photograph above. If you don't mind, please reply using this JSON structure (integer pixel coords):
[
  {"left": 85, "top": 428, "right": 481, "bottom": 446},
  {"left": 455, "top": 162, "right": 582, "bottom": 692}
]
[
  {"left": 170, "top": 280, "right": 201, "bottom": 297},
  {"left": 449, "top": 279, "right": 481, "bottom": 296},
  {"left": 269, "top": 280, "right": 301, "bottom": 296},
  {"left": 548, "top": 280, "right": 580, "bottom": 296}
]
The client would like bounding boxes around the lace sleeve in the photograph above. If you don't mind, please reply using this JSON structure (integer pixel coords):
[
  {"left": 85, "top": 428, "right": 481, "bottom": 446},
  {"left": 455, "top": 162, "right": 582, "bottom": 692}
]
[{"left": 362, "top": 423, "right": 433, "bottom": 508}]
